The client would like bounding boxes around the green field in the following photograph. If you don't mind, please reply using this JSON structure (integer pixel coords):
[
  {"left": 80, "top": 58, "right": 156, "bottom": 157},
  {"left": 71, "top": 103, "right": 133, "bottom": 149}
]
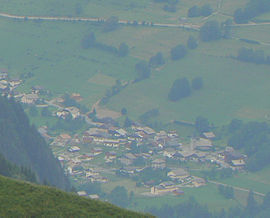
[{"left": 131, "top": 184, "right": 242, "bottom": 212}]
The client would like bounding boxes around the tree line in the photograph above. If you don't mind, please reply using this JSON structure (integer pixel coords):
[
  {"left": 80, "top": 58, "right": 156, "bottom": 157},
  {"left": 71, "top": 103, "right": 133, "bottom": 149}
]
[
  {"left": 81, "top": 32, "right": 129, "bottom": 57},
  {"left": 146, "top": 191, "right": 270, "bottom": 218}
]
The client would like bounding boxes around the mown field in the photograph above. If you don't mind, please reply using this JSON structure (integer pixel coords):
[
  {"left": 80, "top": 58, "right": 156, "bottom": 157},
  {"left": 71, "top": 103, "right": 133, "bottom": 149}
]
[{"left": 0, "top": 0, "right": 268, "bottom": 126}]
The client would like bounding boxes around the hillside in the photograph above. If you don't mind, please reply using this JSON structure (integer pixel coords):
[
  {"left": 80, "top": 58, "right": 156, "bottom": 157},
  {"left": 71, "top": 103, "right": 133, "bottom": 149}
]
[
  {"left": 0, "top": 175, "right": 151, "bottom": 217},
  {"left": 0, "top": 96, "right": 68, "bottom": 189}
]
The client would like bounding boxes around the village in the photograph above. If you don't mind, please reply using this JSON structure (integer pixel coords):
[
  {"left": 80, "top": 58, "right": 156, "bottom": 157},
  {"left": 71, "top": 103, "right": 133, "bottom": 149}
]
[{"left": 0, "top": 69, "right": 247, "bottom": 198}]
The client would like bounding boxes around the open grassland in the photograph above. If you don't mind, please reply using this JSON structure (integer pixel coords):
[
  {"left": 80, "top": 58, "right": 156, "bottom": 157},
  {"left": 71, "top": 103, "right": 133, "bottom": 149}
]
[
  {"left": 216, "top": 167, "right": 270, "bottom": 194},
  {"left": 0, "top": 15, "right": 269, "bottom": 125},
  {"left": 107, "top": 52, "right": 270, "bottom": 124},
  {"left": 132, "top": 184, "right": 241, "bottom": 212}
]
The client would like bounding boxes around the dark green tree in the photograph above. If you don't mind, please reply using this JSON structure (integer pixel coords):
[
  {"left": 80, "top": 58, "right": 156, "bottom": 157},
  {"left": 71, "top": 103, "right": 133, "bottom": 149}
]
[
  {"left": 168, "top": 78, "right": 191, "bottom": 101},
  {"left": 103, "top": 16, "right": 119, "bottom": 32},
  {"left": 187, "top": 36, "right": 198, "bottom": 49},
  {"left": 118, "top": 43, "right": 129, "bottom": 57},
  {"left": 81, "top": 32, "right": 96, "bottom": 49},
  {"left": 135, "top": 61, "right": 151, "bottom": 81},
  {"left": 149, "top": 52, "right": 165, "bottom": 67},
  {"left": 188, "top": 6, "right": 201, "bottom": 17},
  {"left": 121, "top": 107, "right": 127, "bottom": 115},
  {"left": 200, "top": 21, "right": 222, "bottom": 42},
  {"left": 200, "top": 4, "right": 213, "bottom": 17},
  {"left": 170, "top": 45, "right": 187, "bottom": 60}
]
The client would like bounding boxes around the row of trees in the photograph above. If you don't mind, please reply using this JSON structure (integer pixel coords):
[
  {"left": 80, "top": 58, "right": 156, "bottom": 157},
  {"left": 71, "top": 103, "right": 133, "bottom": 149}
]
[
  {"left": 188, "top": 4, "right": 213, "bottom": 18},
  {"left": 199, "top": 20, "right": 232, "bottom": 42},
  {"left": 168, "top": 77, "right": 203, "bottom": 101},
  {"left": 236, "top": 47, "right": 270, "bottom": 65},
  {"left": 147, "top": 191, "right": 270, "bottom": 218},
  {"left": 81, "top": 32, "right": 129, "bottom": 57}
]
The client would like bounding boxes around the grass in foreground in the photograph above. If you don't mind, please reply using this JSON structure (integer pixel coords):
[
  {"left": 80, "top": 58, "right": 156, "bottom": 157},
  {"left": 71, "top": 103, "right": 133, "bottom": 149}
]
[{"left": 0, "top": 175, "right": 152, "bottom": 217}]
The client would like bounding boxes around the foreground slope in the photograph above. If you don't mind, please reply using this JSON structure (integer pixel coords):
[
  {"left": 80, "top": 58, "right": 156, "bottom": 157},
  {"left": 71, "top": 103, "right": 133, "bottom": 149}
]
[{"left": 0, "top": 175, "right": 151, "bottom": 217}]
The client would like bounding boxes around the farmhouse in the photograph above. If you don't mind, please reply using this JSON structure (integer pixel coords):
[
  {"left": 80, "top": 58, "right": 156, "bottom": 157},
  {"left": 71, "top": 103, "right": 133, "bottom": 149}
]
[
  {"left": 21, "top": 93, "right": 39, "bottom": 104},
  {"left": 66, "top": 106, "right": 80, "bottom": 119},
  {"left": 152, "top": 159, "right": 166, "bottom": 169},
  {"left": 203, "top": 132, "right": 216, "bottom": 139},
  {"left": 151, "top": 185, "right": 178, "bottom": 195},
  {"left": 193, "top": 138, "right": 213, "bottom": 151},
  {"left": 168, "top": 168, "right": 190, "bottom": 181}
]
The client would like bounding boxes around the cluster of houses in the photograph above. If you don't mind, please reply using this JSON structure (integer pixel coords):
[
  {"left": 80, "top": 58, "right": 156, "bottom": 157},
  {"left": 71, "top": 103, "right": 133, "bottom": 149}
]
[{"left": 0, "top": 68, "right": 247, "bottom": 197}]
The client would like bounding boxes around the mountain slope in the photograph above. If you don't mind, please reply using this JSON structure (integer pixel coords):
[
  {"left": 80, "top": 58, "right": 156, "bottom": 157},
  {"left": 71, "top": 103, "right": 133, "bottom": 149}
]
[
  {"left": 0, "top": 175, "right": 152, "bottom": 217},
  {"left": 0, "top": 96, "right": 68, "bottom": 189}
]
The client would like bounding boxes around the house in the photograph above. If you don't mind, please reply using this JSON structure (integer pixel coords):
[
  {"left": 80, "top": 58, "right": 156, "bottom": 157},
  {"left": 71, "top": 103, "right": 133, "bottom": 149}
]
[
  {"left": 115, "top": 128, "right": 127, "bottom": 137},
  {"left": 56, "top": 109, "right": 70, "bottom": 119},
  {"left": 77, "top": 191, "right": 87, "bottom": 197},
  {"left": 151, "top": 185, "right": 178, "bottom": 195},
  {"left": 132, "top": 126, "right": 156, "bottom": 135},
  {"left": 152, "top": 159, "right": 166, "bottom": 169},
  {"left": 178, "top": 151, "right": 196, "bottom": 160},
  {"left": 59, "top": 133, "right": 72, "bottom": 141},
  {"left": 224, "top": 151, "right": 246, "bottom": 164},
  {"left": 21, "top": 93, "right": 39, "bottom": 104},
  {"left": 119, "top": 157, "right": 133, "bottom": 166},
  {"left": 66, "top": 106, "right": 80, "bottom": 119},
  {"left": 193, "top": 138, "right": 213, "bottom": 151},
  {"left": 203, "top": 132, "right": 216, "bottom": 139},
  {"left": 0, "top": 70, "right": 8, "bottom": 80},
  {"left": 105, "top": 151, "right": 117, "bottom": 160},
  {"left": 92, "top": 148, "right": 103, "bottom": 156},
  {"left": 82, "top": 135, "right": 93, "bottom": 144},
  {"left": 89, "top": 194, "right": 99, "bottom": 199},
  {"left": 68, "top": 146, "right": 80, "bottom": 152},
  {"left": 159, "top": 181, "right": 175, "bottom": 189},
  {"left": 192, "top": 176, "right": 206, "bottom": 187},
  {"left": 173, "top": 189, "right": 184, "bottom": 196},
  {"left": 32, "top": 85, "right": 45, "bottom": 94},
  {"left": 9, "top": 79, "right": 22, "bottom": 87},
  {"left": 231, "top": 159, "right": 245, "bottom": 167},
  {"left": 168, "top": 168, "right": 190, "bottom": 181},
  {"left": 70, "top": 93, "right": 83, "bottom": 102},
  {"left": 163, "top": 148, "right": 176, "bottom": 158},
  {"left": 125, "top": 153, "right": 137, "bottom": 161}
]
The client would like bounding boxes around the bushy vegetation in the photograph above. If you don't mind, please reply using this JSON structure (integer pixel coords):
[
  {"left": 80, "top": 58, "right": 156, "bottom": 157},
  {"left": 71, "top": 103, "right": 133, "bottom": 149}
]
[{"left": 228, "top": 121, "right": 270, "bottom": 171}]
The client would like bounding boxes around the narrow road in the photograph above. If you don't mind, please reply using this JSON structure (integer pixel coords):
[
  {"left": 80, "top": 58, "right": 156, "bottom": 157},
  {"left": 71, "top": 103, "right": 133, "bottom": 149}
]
[
  {"left": 0, "top": 12, "right": 200, "bottom": 30},
  {"left": 208, "top": 180, "right": 266, "bottom": 197}
]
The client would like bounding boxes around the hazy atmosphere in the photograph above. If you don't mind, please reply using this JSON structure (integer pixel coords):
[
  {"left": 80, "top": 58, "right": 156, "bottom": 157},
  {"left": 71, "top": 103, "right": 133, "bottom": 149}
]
[{"left": 0, "top": 0, "right": 270, "bottom": 217}]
